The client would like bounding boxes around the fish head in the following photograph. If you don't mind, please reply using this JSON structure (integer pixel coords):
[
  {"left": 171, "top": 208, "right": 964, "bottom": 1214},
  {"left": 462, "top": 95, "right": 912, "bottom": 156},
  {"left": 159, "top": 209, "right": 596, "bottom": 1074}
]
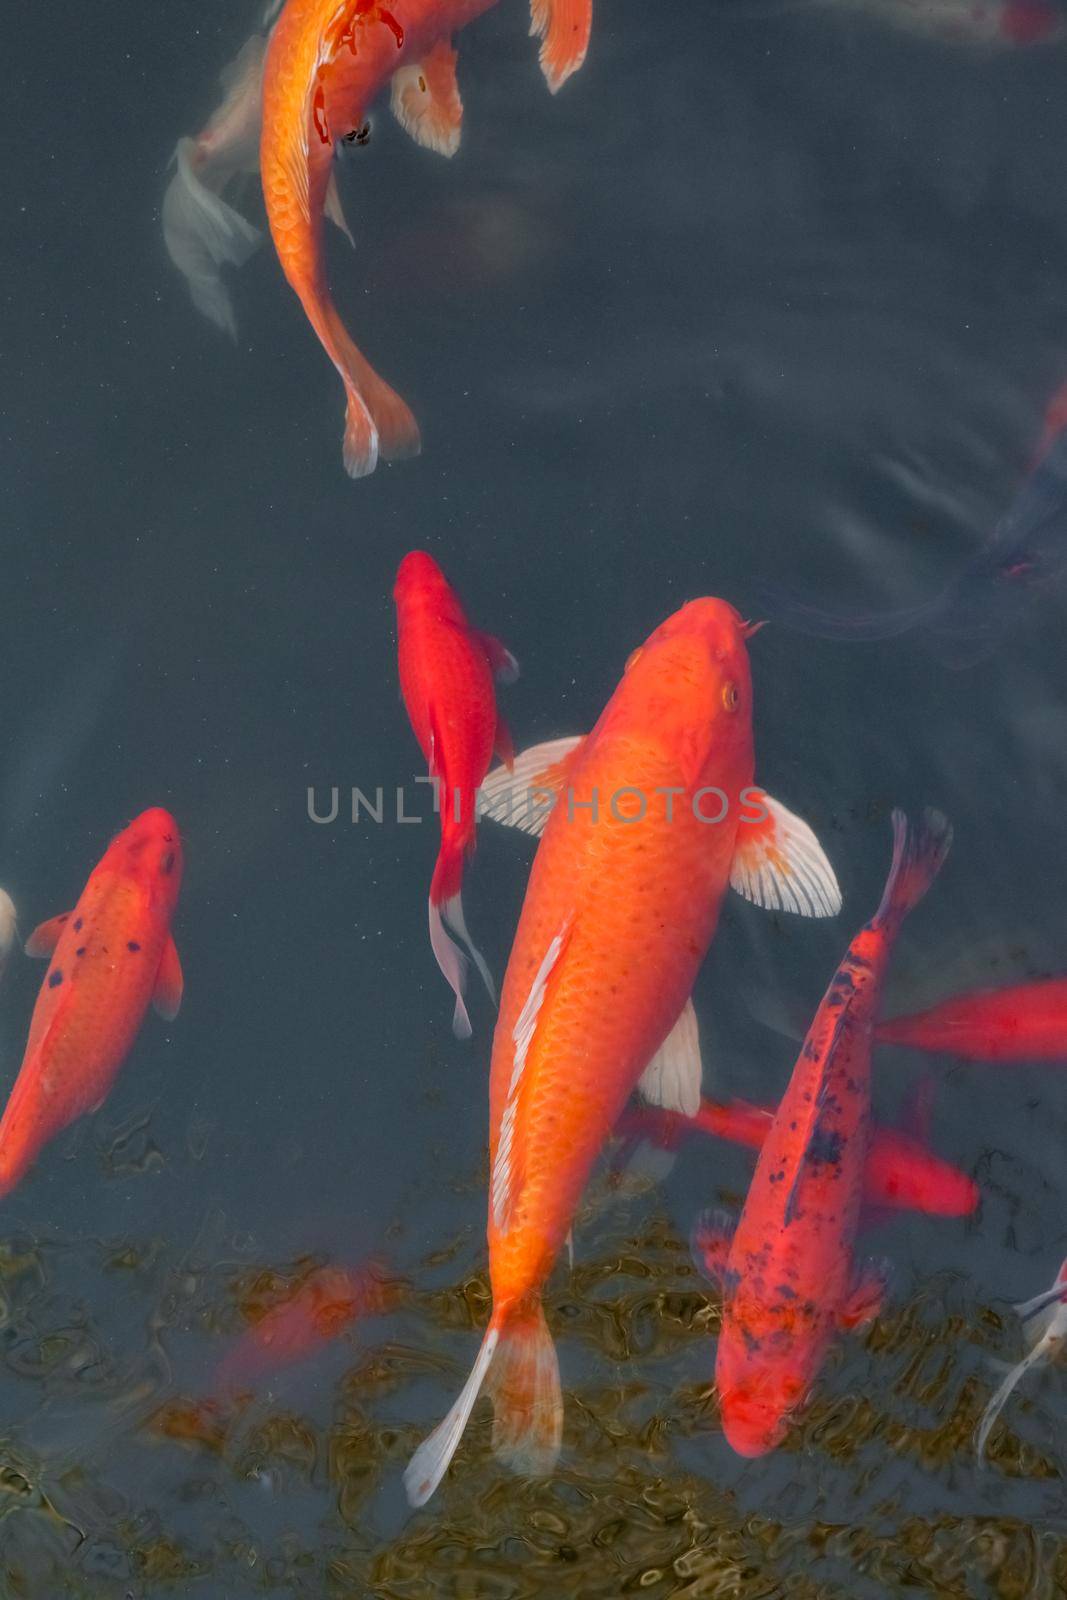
[
  {"left": 113, "top": 808, "right": 183, "bottom": 895},
  {"left": 620, "top": 598, "right": 758, "bottom": 786},
  {"left": 394, "top": 550, "right": 448, "bottom": 604},
  {"left": 717, "top": 1326, "right": 810, "bottom": 1457}
]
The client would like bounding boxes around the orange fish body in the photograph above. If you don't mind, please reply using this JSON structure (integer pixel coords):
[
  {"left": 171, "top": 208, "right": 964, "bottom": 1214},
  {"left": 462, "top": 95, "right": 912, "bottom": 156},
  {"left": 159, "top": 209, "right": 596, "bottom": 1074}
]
[
  {"left": 0, "top": 809, "right": 183, "bottom": 1198},
  {"left": 216, "top": 1266, "right": 374, "bottom": 1390},
  {"left": 877, "top": 976, "right": 1067, "bottom": 1061},
  {"left": 259, "top": 0, "right": 593, "bottom": 475},
  {"left": 694, "top": 811, "right": 951, "bottom": 1457},
  {"left": 406, "top": 598, "right": 842, "bottom": 1503},
  {"left": 394, "top": 550, "right": 517, "bottom": 1035}
]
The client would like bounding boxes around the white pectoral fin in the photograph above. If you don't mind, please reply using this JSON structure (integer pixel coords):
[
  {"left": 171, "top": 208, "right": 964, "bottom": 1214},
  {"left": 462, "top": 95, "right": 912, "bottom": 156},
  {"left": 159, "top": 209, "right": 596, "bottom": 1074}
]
[
  {"left": 162, "top": 138, "right": 261, "bottom": 338},
  {"left": 730, "top": 793, "right": 842, "bottom": 918},
  {"left": 637, "top": 998, "right": 702, "bottom": 1117},
  {"left": 480, "top": 737, "right": 585, "bottom": 838},
  {"left": 391, "top": 40, "right": 463, "bottom": 157},
  {"left": 975, "top": 1338, "right": 1053, "bottom": 1463}
]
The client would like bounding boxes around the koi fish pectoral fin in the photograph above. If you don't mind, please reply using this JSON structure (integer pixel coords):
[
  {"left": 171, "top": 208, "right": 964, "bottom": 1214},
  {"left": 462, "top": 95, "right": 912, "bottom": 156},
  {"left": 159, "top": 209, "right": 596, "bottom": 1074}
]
[
  {"left": 530, "top": 0, "right": 593, "bottom": 93},
  {"left": 25, "top": 913, "right": 73, "bottom": 958},
  {"left": 480, "top": 737, "right": 586, "bottom": 837},
  {"left": 837, "top": 1257, "right": 892, "bottom": 1332},
  {"left": 152, "top": 936, "right": 184, "bottom": 1022},
  {"left": 391, "top": 40, "right": 463, "bottom": 158},
  {"left": 476, "top": 630, "right": 520, "bottom": 686},
  {"left": 729, "top": 794, "right": 842, "bottom": 918},
  {"left": 324, "top": 172, "right": 354, "bottom": 248},
  {"left": 689, "top": 1208, "right": 736, "bottom": 1291},
  {"left": 638, "top": 997, "right": 703, "bottom": 1117}
]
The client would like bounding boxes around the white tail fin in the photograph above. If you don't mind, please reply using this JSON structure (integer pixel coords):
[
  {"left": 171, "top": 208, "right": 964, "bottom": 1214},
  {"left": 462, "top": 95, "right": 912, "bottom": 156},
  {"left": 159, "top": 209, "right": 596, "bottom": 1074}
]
[
  {"left": 405, "top": 1325, "right": 499, "bottom": 1506},
  {"left": 162, "top": 138, "right": 261, "bottom": 338},
  {"left": 485, "top": 1301, "right": 562, "bottom": 1476},
  {"left": 442, "top": 892, "right": 497, "bottom": 1007},
  {"left": 975, "top": 1341, "right": 1051, "bottom": 1462},
  {"left": 428, "top": 898, "right": 472, "bottom": 1038}
]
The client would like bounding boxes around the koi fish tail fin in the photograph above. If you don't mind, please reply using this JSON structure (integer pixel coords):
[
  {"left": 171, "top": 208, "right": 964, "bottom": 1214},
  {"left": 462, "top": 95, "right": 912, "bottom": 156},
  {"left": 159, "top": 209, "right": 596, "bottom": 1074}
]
[
  {"left": 320, "top": 302, "right": 420, "bottom": 477},
  {"left": 485, "top": 1300, "right": 562, "bottom": 1477},
  {"left": 874, "top": 808, "right": 953, "bottom": 933},
  {"left": 162, "top": 137, "right": 261, "bottom": 339},
  {"left": 530, "top": 0, "right": 593, "bottom": 92},
  {"left": 442, "top": 892, "right": 497, "bottom": 1009},
  {"left": 975, "top": 1341, "right": 1050, "bottom": 1462},
  {"left": 428, "top": 837, "right": 495, "bottom": 1033},
  {"left": 404, "top": 1323, "right": 500, "bottom": 1506}
]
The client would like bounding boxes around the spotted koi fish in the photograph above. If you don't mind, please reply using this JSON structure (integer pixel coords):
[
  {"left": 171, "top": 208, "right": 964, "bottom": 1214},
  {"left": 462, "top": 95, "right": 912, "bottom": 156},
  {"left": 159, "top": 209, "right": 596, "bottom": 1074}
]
[
  {"left": 692, "top": 809, "right": 951, "bottom": 1457},
  {"left": 404, "top": 597, "right": 841, "bottom": 1504},
  {"left": 0, "top": 809, "right": 183, "bottom": 1197}
]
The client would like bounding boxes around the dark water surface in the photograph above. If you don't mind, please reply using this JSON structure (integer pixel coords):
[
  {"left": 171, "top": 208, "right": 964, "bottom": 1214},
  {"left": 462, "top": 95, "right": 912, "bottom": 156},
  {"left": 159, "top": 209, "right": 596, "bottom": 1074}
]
[{"left": 5, "top": 0, "right": 1067, "bottom": 1593}]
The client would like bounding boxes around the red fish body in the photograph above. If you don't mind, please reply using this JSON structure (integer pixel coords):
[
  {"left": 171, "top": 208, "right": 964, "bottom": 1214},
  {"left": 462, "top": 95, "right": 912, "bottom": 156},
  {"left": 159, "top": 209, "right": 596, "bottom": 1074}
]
[
  {"left": 0, "top": 810, "right": 183, "bottom": 1197},
  {"left": 216, "top": 1265, "right": 379, "bottom": 1390},
  {"left": 394, "top": 550, "right": 517, "bottom": 1036},
  {"left": 693, "top": 811, "right": 951, "bottom": 1457},
  {"left": 876, "top": 976, "right": 1067, "bottom": 1061},
  {"left": 617, "top": 1097, "right": 978, "bottom": 1218},
  {"left": 405, "top": 598, "right": 842, "bottom": 1504}
]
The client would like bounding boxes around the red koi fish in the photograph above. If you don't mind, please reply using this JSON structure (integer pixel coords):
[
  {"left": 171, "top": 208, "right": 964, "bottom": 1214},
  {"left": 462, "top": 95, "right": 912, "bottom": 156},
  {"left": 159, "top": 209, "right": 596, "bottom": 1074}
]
[
  {"left": 0, "top": 809, "right": 183, "bottom": 1197},
  {"left": 216, "top": 1265, "right": 384, "bottom": 1389},
  {"left": 877, "top": 976, "right": 1067, "bottom": 1061},
  {"left": 692, "top": 810, "right": 951, "bottom": 1457},
  {"left": 395, "top": 550, "right": 518, "bottom": 1037},
  {"left": 405, "top": 599, "right": 841, "bottom": 1505},
  {"left": 166, "top": 0, "right": 593, "bottom": 476},
  {"left": 617, "top": 1096, "right": 977, "bottom": 1217}
]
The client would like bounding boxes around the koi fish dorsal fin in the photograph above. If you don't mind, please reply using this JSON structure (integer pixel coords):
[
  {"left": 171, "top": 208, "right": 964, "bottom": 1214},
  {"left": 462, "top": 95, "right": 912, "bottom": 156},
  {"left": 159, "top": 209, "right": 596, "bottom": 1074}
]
[
  {"left": 153, "top": 936, "right": 183, "bottom": 1022},
  {"left": 638, "top": 997, "right": 703, "bottom": 1117},
  {"left": 729, "top": 794, "right": 842, "bottom": 918},
  {"left": 530, "top": 0, "right": 592, "bottom": 93},
  {"left": 480, "top": 737, "right": 585, "bottom": 837},
  {"left": 25, "top": 913, "right": 72, "bottom": 958},
  {"left": 391, "top": 40, "right": 463, "bottom": 158}
]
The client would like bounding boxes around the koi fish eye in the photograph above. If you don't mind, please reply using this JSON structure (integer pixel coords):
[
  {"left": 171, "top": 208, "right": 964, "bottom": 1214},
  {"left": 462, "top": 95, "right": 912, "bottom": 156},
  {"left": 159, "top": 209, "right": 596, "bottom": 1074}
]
[
  {"left": 625, "top": 647, "right": 643, "bottom": 673},
  {"left": 722, "top": 680, "right": 741, "bottom": 713}
]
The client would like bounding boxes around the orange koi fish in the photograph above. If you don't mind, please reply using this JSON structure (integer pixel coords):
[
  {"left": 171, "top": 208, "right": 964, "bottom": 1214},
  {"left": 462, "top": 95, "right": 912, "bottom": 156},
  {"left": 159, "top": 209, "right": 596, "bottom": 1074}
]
[
  {"left": 166, "top": 0, "right": 593, "bottom": 476},
  {"left": 616, "top": 1096, "right": 978, "bottom": 1218},
  {"left": 216, "top": 1265, "right": 384, "bottom": 1389},
  {"left": 395, "top": 550, "right": 517, "bottom": 1037},
  {"left": 405, "top": 598, "right": 841, "bottom": 1503},
  {"left": 692, "top": 810, "right": 951, "bottom": 1458},
  {"left": 877, "top": 976, "right": 1067, "bottom": 1061},
  {"left": 0, "top": 809, "right": 183, "bottom": 1197}
]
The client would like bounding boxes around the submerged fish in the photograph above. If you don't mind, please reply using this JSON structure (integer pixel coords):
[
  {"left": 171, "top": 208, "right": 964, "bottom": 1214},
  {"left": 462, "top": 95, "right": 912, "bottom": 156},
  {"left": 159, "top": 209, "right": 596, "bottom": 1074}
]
[
  {"left": 165, "top": 0, "right": 593, "bottom": 476},
  {"left": 0, "top": 809, "right": 183, "bottom": 1197},
  {"left": 216, "top": 1264, "right": 387, "bottom": 1389},
  {"left": 617, "top": 1095, "right": 978, "bottom": 1217},
  {"left": 877, "top": 976, "right": 1067, "bottom": 1061},
  {"left": 825, "top": 0, "right": 1064, "bottom": 45},
  {"left": 693, "top": 810, "right": 951, "bottom": 1457},
  {"left": 759, "top": 380, "right": 1067, "bottom": 667},
  {"left": 395, "top": 550, "right": 518, "bottom": 1037},
  {"left": 976, "top": 1254, "right": 1067, "bottom": 1460},
  {"left": 404, "top": 598, "right": 841, "bottom": 1504}
]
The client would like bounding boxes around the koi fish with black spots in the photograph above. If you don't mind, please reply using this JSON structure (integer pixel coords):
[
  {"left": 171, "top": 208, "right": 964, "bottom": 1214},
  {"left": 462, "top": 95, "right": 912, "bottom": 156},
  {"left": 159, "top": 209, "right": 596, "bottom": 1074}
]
[
  {"left": 692, "top": 809, "right": 951, "bottom": 1457},
  {"left": 0, "top": 809, "right": 183, "bottom": 1197}
]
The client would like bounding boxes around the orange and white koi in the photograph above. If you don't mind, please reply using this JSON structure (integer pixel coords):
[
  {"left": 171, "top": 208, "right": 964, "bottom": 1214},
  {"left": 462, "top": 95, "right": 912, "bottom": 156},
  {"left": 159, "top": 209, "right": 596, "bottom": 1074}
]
[
  {"left": 0, "top": 809, "right": 183, "bottom": 1197},
  {"left": 165, "top": 0, "right": 593, "bottom": 475},
  {"left": 404, "top": 598, "right": 841, "bottom": 1503},
  {"left": 692, "top": 810, "right": 951, "bottom": 1457}
]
